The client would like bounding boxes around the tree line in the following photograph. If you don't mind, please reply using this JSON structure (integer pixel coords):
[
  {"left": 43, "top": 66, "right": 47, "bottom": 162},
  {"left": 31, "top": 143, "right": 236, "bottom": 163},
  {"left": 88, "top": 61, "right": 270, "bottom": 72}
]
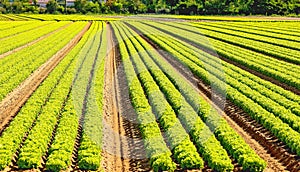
[{"left": 0, "top": 0, "right": 300, "bottom": 15}]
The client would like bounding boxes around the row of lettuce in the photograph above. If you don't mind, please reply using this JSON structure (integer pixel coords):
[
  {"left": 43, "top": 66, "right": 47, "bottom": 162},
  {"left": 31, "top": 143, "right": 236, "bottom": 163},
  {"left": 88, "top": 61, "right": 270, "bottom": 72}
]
[
  {"left": 0, "top": 22, "right": 85, "bottom": 102},
  {"left": 141, "top": 22, "right": 300, "bottom": 132},
  {"left": 0, "top": 21, "right": 47, "bottom": 40},
  {"left": 112, "top": 21, "right": 267, "bottom": 171},
  {"left": 218, "top": 22, "right": 300, "bottom": 36},
  {"left": 0, "top": 21, "right": 106, "bottom": 171},
  {"left": 145, "top": 22, "right": 300, "bottom": 91},
  {"left": 190, "top": 22, "right": 300, "bottom": 64},
  {"left": 0, "top": 21, "right": 70, "bottom": 55},
  {"left": 129, "top": 21, "right": 300, "bottom": 160},
  {"left": 0, "top": 14, "right": 30, "bottom": 21}
]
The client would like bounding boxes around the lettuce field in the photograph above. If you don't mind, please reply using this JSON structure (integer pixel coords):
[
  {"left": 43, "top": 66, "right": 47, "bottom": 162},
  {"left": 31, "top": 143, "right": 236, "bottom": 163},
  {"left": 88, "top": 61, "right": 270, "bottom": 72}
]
[{"left": 0, "top": 14, "right": 299, "bottom": 171}]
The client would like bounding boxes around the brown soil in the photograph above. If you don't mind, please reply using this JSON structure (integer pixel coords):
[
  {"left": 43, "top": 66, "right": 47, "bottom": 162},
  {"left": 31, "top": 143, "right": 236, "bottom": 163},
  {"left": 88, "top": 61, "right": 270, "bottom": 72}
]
[
  {"left": 126, "top": 23, "right": 300, "bottom": 171},
  {"left": 101, "top": 23, "right": 150, "bottom": 172},
  {"left": 101, "top": 23, "right": 124, "bottom": 172},
  {"left": 0, "top": 22, "right": 72, "bottom": 60},
  {"left": 0, "top": 22, "right": 91, "bottom": 135}
]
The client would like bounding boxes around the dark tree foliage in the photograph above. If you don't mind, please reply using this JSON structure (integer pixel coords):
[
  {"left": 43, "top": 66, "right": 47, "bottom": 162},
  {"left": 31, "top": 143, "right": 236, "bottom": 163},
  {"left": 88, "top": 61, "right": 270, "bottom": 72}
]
[
  {"left": 46, "top": 0, "right": 58, "bottom": 14},
  {"left": 0, "top": 0, "right": 299, "bottom": 15}
]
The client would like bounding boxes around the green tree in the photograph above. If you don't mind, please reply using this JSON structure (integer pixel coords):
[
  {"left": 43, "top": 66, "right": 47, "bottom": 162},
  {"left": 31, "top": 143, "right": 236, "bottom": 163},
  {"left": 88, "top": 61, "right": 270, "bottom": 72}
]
[
  {"left": 11, "top": 0, "right": 23, "bottom": 13},
  {"left": 74, "top": 0, "right": 86, "bottom": 13},
  {"left": 46, "top": 0, "right": 59, "bottom": 13}
]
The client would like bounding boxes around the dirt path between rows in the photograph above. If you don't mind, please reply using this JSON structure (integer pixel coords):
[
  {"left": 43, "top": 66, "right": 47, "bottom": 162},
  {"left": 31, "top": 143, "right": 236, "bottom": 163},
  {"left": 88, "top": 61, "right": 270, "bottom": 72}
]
[
  {"left": 0, "top": 22, "right": 72, "bottom": 60},
  {"left": 126, "top": 23, "right": 294, "bottom": 171},
  {"left": 101, "top": 23, "right": 124, "bottom": 172},
  {"left": 0, "top": 22, "right": 91, "bottom": 134},
  {"left": 101, "top": 23, "right": 150, "bottom": 172}
]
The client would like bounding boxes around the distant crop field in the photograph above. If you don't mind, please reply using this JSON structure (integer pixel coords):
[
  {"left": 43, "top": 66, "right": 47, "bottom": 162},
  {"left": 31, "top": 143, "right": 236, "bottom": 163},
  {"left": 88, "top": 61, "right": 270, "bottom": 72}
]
[{"left": 0, "top": 15, "right": 299, "bottom": 172}]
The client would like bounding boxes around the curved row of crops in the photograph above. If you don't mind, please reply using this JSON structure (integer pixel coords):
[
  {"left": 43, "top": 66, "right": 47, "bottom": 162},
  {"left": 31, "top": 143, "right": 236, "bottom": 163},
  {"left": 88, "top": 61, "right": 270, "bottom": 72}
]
[
  {"left": 0, "top": 14, "right": 30, "bottom": 21},
  {"left": 18, "top": 14, "right": 119, "bottom": 21},
  {"left": 114, "top": 22, "right": 208, "bottom": 170},
  {"left": 191, "top": 22, "right": 300, "bottom": 51},
  {"left": 0, "top": 21, "right": 70, "bottom": 55},
  {"left": 144, "top": 21, "right": 300, "bottom": 90},
  {"left": 0, "top": 21, "right": 47, "bottom": 39},
  {"left": 0, "top": 22, "right": 87, "bottom": 101},
  {"left": 113, "top": 21, "right": 267, "bottom": 171},
  {"left": 229, "top": 21, "right": 300, "bottom": 33},
  {"left": 0, "top": 21, "right": 32, "bottom": 31},
  {"left": 113, "top": 22, "right": 177, "bottom": 172},
  {"left": 129, "top": 21, "right": 300, "bottom": 158},
  {"left": 0, "top": 17, "right": 299, "bottom": 172},
  {"left": 74, "top": 21, "right": 106, "bottom": 171},
  {"left": 199, "top": 21, "right": 300, "bottom": 41},
  {"left": 0, "top": 21, "right": 107, "bottom": 171},
  {"left": 189, "top": 22, "right": 300, "bottom": 65},
  {"left": 135, "top": 22, "right": 300, "bottom": 132}
]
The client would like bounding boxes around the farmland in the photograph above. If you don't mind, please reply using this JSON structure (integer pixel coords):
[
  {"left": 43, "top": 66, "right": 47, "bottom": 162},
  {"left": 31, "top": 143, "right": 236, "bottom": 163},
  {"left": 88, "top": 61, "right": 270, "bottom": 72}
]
[{"left": 0, "top": 14, "right": 299, "bottom": 172}]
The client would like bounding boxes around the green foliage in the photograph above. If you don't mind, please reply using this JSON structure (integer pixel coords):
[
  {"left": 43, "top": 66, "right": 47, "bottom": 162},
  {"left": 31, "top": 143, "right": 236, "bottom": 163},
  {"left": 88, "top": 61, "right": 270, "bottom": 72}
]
[
  {"left": 77, "top": 22, "right": 106, "bottom": 171},
  {"left": 46, "top": 0, "right": 59, "bottom": 14},
  {"left": 75, "top": 0, "right": 100, "bottom": 14},
  {"left": 128, "top": 21, "right": 268, "bottom": 171},
  {"left": 132, "top": 21, "right": 300, "bottom": 164},
  {"left": 0, "top": 22, "right": 89, "bottom": 170},
  {"left": 116, "top": 22, "right": 235, "bottom": 171},
  {"left": 112, "top": 22, "right": 176, "bottom": 171},
  {"left": 116, "top": 22, "right": 204, "bottom": 170}
]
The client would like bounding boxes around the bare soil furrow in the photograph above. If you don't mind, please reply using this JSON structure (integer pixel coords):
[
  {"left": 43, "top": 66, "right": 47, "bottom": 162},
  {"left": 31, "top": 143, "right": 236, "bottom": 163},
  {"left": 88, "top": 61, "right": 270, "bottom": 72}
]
[{"left": 101, "top": 23, "right": 150, "bottom": 172}]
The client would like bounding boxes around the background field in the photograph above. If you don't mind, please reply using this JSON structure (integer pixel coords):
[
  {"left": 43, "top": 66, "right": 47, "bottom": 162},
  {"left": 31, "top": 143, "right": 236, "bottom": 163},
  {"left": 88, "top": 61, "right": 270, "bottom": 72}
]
[{"left": 0, "top": 14, "right": 299, "bottom": 172}]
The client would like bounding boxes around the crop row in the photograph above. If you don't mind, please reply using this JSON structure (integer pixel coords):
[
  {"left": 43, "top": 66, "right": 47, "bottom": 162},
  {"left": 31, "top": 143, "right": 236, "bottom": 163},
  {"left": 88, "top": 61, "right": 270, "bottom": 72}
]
[
  {"left": 46, "top": 21, "right": 95, "bottom": 171},
  {"left": 0, "top": 14, "right": 29, "bottom": 21},
  {"left": 161, "top": 21, "right": 300, "bottom": 77},
  {"left": 75, "top": 21, "right": 106, "bottom": 171},
  {"left": 30, "top": 21, "right": 101, "bottom": 171},
  {"left": 16, "top": 55, "right": 75, "bottom": 169},
  {"left": 146, "top": 22, "right": 300, "bottom": 90},
  {"left": 116, "top": 22, "right": 237, "bottom": 171},
  {"left": 148, "top": 22, "right": 300, "bottom": 105},
  {"left": 46, "top": 21, "right": 106, "bottom": 171},
  {"left": 0, "top": 21, "right": 94, "bottom": 170},
  {"left": 131, "top": 21, "right": 300, "bottom": 158},
  {"left": 112, "top": 22, "right": 177, "bottom": 172},
  {"left": 205, "top": 22, "right": 300, "bottom": 40},
  {"left": 138, "top": 22, "right": 300, "bottom": 132},
  {"left": 18, "top": 14, "right": 119, "bottom": 21},
  {"left": 0, "top": 21, "right": 107, "bottom": 171},
  {"left": 125, "top": 21, "right": 266, "bottom": 172},
  {"left": 0, "top": 21, "right": 32, "bottom": 31},
  {"left": 193, "top": 22, "right": 300, "bottom": 51},
  {"left": 0, "top": 21, "right": 50, "bottom": 39},
  {"left": 0, "top": 22, "right": 87, "bottom": 102},
  {"left": 114, "top": 22, "right": 205, "bottom": 170},
  {"left": 190, "top": 22, "right": 300, "bottom": 65},
  {"left": 236, "top": 22, "right": 300, "bottom": 33},
  {"left": 0, "top": 15, "right": 11, "bottom": 21},
  {"left": 0, "top": 21, "right": 70, "bottom": 55},
  {"left": 161, "top": 15, "right": 284, "bottom": 22}
]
